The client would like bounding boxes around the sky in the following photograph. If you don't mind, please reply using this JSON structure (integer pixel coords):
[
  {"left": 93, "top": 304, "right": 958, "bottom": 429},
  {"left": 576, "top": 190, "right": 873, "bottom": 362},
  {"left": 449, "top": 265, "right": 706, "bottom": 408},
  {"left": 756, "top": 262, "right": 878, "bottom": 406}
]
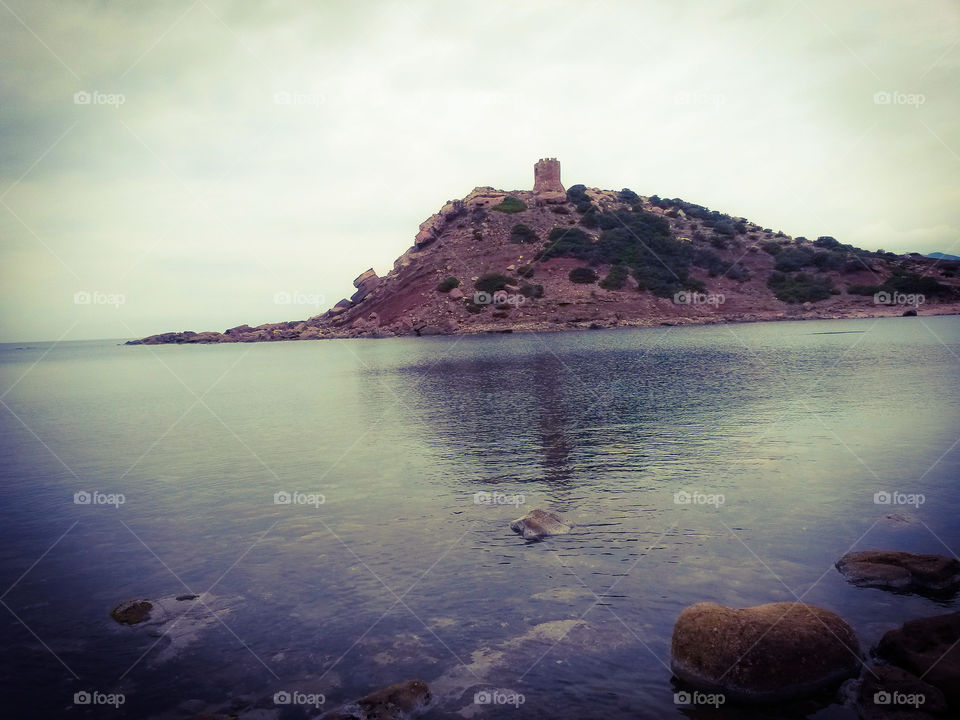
[{"left": 0, "top": 0, "right": 958, "bottom": 342}]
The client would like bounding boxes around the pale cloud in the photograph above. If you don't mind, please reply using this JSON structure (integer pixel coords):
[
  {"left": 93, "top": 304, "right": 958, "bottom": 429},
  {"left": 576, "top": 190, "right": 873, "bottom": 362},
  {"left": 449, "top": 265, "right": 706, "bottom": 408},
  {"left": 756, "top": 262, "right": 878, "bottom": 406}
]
[{"left": 0, "top": 0, "right": 958, "bottom": 341}]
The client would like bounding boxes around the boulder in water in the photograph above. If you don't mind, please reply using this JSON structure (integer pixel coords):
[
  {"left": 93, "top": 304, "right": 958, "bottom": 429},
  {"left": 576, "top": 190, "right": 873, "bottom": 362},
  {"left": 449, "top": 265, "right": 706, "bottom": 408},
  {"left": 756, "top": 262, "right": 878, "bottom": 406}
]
[
  {"left": 877, "top": 611, "right": 960, "bottom": 708},
  {"left": 857, "top": 665, "right": 947, "bottom": 719},
  {"left": 836, "top": 551, "right": 960, "bottom": 593},
  {"left": 670, "top": 601, "right": 861, "bottom": 703},
  {"left": 322, "top": 679, "right": 431, "bottom": 719},
  {"left": 509, "top": 509, "right": 571, "bottom": 541},
  {"left": 110, "top": 599, "right": 153, "bottom": 625}
]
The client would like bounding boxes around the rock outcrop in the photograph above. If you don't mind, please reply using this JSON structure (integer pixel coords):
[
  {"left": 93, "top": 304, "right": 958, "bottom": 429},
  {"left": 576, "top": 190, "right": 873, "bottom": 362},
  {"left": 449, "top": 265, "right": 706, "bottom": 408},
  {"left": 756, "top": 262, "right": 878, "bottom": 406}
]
[
  {"left": 321, "top": 679, "right": 431, "bottom": 719},
  {"left": 110, "top": 599, "right": 153, "bottom": 625},
  {"left": 670, "top": 601, "right": 861, "bottom": 703},
  {"left": 510, "top": 508, "right": 571, "bottom": 541},
  {"left": 877, "top": 612, "right": 960, "bottom": 708},
  {"left": 129, "top": 159, "right": 960, "bottom": 346},
  {"left": 857, "top": 665, "right": 947, "bottom": 719},
  {"left": 836, "top": 551, "right": 960, "bottom": 593}
]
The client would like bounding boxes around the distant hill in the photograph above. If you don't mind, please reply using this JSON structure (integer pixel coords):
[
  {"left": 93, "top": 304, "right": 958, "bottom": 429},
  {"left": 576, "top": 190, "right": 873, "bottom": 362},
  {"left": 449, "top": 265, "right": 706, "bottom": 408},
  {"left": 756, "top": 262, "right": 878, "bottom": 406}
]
[
  {"left": 130, "top": 160, "right": 960, "bottom": 344},
  {"left": 926, "top": 251, "right": 960, "bottom": 262}
]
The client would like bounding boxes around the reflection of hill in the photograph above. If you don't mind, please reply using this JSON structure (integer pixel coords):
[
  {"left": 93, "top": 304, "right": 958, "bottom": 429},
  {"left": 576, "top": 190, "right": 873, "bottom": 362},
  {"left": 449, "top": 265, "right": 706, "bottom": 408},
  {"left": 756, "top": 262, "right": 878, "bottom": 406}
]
[{"left": 361, "top": 335, "right": 764, "bottom": 507}]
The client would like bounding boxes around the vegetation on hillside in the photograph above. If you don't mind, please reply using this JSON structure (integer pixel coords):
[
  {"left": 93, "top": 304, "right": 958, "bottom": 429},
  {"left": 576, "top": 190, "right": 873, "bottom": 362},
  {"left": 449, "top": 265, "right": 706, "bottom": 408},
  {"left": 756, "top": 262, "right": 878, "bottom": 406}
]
[
  {"left": 767, "top": 272, "right": 838, "bottom": 303},
  {"left": 491, "top": 196, "right": 527, "bottom": 213}
]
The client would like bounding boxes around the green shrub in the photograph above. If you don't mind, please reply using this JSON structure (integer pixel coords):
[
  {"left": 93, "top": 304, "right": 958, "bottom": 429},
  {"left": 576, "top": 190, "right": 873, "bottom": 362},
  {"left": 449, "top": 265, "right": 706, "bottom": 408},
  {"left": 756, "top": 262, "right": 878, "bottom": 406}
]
[
  {"left": 567, "top": 184, "right": 589, "bottom": 203},
  {"left": 517, "top": 264, "right": 534, "bottom": 278},
  {"left": 714, "top": 220, "right": 736, "bottom": 236},
  {"left": 774, "top": 248, "right": 815, "bottom": 272},
  {"left": 768, "top": 272, "right": 837, "bottom": 303},
  {"left": 519, "top": 282, "right": 543, "bottom": 298},
  {"left": 847, "top": 284, "right": 880, "bottom": 296},
  {"left": 491, "top": 196, "right": 526, "bottom": 214},
  {"left": 618, "top": 188, "right": 640, "bottom": 203},
  {"left": 475, "top": 273, "right": 516, "bottom": 293},
  {"left": 760, "top": 241, "right": 782, "bottom": 256},
  {"left": 569, "top": 266, "right": 599, "bottom": 284},
  {"left": 436, "top": 276, "right": 460, "bottom": 293},
  {"left": 844, "top": 257, "right": 870, "bottom": 273},
  {"left": 580, "top": 209, "right": 601, "bottom": 228},
  {"left": 693, "top": 248, "right": 750, "bottom": 280},
  {"left": 538, "top": 206, "right": 699, "bottom": 298},
  {"left": 814, "top": 236, "right": 841, "bottom": 249},
  {"left": 883, "top": 271, "right": 952, "bottom": 298},
  {"left": 812, "top": 251, "right": 845, "bottom": 272},
  {"left": 510, "top": 223, "right": 539, "bottom": 244},
  {"left": 599, "top": 263, "right": 629, "bottom": 290}
]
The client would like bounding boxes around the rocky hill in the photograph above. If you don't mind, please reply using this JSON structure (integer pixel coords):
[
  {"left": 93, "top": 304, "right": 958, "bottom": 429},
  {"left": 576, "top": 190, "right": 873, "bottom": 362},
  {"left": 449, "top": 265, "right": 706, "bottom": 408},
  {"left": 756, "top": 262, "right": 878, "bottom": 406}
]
[{"left": 130, "top": 160, "right": 960, "bottom": 344}]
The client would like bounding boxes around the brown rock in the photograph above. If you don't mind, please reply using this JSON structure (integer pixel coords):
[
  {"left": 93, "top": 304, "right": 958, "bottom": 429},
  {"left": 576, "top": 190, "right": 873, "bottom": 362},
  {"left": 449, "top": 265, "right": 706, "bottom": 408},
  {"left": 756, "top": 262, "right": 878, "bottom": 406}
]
[
  {"left": 329, "top": 299, "right": 352, "bottom": 315},
  {"left": 111, "top": 599, "right": 153, "bottom": 625},
  {"left": 858, "top": 665, "right": 946, "bottom": 719},
  {"left": 877, "top": 612, "right": 960, "bottom": 707},
  {"left": 670, "top": 601, "right": 861, "bottom": 703},
  {"left": 510, "top": 509, "right": 571, "bottom": 541},
  {"left": 836, "top": 551, "right": 960, "bottom": 593},
  {"left": 321, "top": 679, "right": 431, "bottom": 719},
  {"left": 353, "top": 269, "right": 377, "bottom": 288}
]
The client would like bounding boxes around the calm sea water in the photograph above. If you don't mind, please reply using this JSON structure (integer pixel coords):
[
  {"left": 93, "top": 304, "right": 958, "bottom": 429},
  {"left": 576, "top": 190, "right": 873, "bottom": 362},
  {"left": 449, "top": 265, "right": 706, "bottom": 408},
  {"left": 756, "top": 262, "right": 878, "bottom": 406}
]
[{"left": 1, "top": 317, "right": 958, "bottom": 719}]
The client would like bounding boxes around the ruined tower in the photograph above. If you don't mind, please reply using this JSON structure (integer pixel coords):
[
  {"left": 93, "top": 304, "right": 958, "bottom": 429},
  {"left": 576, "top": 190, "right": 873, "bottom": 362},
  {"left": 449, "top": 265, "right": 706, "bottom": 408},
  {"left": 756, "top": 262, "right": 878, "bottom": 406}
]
[{"left": 533, "top": 158, "right": 564, "bottom": 195}]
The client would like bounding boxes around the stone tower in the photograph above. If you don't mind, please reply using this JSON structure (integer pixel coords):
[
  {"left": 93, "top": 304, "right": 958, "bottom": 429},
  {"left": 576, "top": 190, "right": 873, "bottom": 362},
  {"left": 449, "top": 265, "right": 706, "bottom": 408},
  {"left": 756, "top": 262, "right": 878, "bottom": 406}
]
[{"left": 533, "top": 158, "right": 564, "bottom": 194}]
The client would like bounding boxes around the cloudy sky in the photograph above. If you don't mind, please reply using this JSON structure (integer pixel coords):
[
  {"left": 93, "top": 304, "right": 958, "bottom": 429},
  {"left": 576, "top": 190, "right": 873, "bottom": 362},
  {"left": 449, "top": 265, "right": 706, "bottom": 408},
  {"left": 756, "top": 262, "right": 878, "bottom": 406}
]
[{"left": 1, "top": 0, "right": 957, "bottom": 342}]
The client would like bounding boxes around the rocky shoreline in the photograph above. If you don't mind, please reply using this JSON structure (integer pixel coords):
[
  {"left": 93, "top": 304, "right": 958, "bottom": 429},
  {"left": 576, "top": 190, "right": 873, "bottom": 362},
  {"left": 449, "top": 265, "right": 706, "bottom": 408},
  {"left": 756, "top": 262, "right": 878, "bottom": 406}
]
[
  {"left": 108, "top": 511, "right": 960, "bottom": 718},
  {"left": 126, "top": 306, "right": 960, "bottom": 345}
]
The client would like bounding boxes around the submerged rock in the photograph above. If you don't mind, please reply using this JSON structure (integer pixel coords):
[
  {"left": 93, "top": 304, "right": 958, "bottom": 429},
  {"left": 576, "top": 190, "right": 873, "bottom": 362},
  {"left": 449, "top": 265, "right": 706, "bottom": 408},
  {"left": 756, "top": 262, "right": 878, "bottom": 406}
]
[
  {"left": 110, "top": 599, "right": 153, "bottom": 625},
  {"left": 836, "top": 551, "right": 960, "bottom": 593},
  {"left": 322, "top": 679, "right": 431, "bottom": 719},
  {"left": 509, "top": 509, "right": 571, "bottom": 541},
  {"left": 670, "top": 601, "right": 861, "bottom": 703},
  {"left": 877, "top": 612, "right": 960, "bottom": 708},
  {"left": 857, "top": 665, "right": 947, "bottom": 719},
  {"left": 111, "top": 592, "right": 234, "bottom": 665}
]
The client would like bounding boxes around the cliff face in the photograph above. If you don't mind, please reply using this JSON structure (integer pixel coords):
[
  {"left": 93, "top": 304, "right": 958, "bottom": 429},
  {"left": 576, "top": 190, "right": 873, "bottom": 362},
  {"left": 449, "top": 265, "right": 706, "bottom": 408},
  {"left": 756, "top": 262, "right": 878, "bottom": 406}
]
[{"left": 130, "top": 164, "right": 960, "bottom": 344}]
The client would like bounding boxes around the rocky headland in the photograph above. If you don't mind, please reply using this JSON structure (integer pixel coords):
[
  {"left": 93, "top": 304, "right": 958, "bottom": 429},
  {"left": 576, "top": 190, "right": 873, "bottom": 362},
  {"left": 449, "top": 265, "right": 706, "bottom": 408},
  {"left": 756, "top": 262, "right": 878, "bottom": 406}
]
[{"left": 129, "top": 159, "right": 960, "bottom": 345}]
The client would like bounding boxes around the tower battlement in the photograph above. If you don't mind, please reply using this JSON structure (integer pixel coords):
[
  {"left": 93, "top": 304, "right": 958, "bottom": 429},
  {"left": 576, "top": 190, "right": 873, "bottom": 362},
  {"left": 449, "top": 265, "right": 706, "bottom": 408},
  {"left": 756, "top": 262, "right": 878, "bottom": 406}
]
[{"left": 533, "top": 158, "right": 564, "bottom": 194}]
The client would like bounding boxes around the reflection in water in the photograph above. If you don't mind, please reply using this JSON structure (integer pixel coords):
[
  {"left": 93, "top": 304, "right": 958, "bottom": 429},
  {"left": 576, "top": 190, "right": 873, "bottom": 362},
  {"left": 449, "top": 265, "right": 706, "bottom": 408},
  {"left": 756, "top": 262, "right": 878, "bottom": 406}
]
[
  {"left": 532, "top": 355, "right": 575, "bottom": 491},
  {"left": 1, "top": 319, "right": 959, "bottom": 719}
]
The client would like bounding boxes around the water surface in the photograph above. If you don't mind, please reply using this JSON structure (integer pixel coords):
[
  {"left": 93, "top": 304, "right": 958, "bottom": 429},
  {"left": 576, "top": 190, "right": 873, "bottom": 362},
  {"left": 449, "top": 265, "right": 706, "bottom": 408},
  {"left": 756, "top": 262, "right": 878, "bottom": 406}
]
[{"left": 1, "top": 317, "right": 958, "bottom": 718}]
